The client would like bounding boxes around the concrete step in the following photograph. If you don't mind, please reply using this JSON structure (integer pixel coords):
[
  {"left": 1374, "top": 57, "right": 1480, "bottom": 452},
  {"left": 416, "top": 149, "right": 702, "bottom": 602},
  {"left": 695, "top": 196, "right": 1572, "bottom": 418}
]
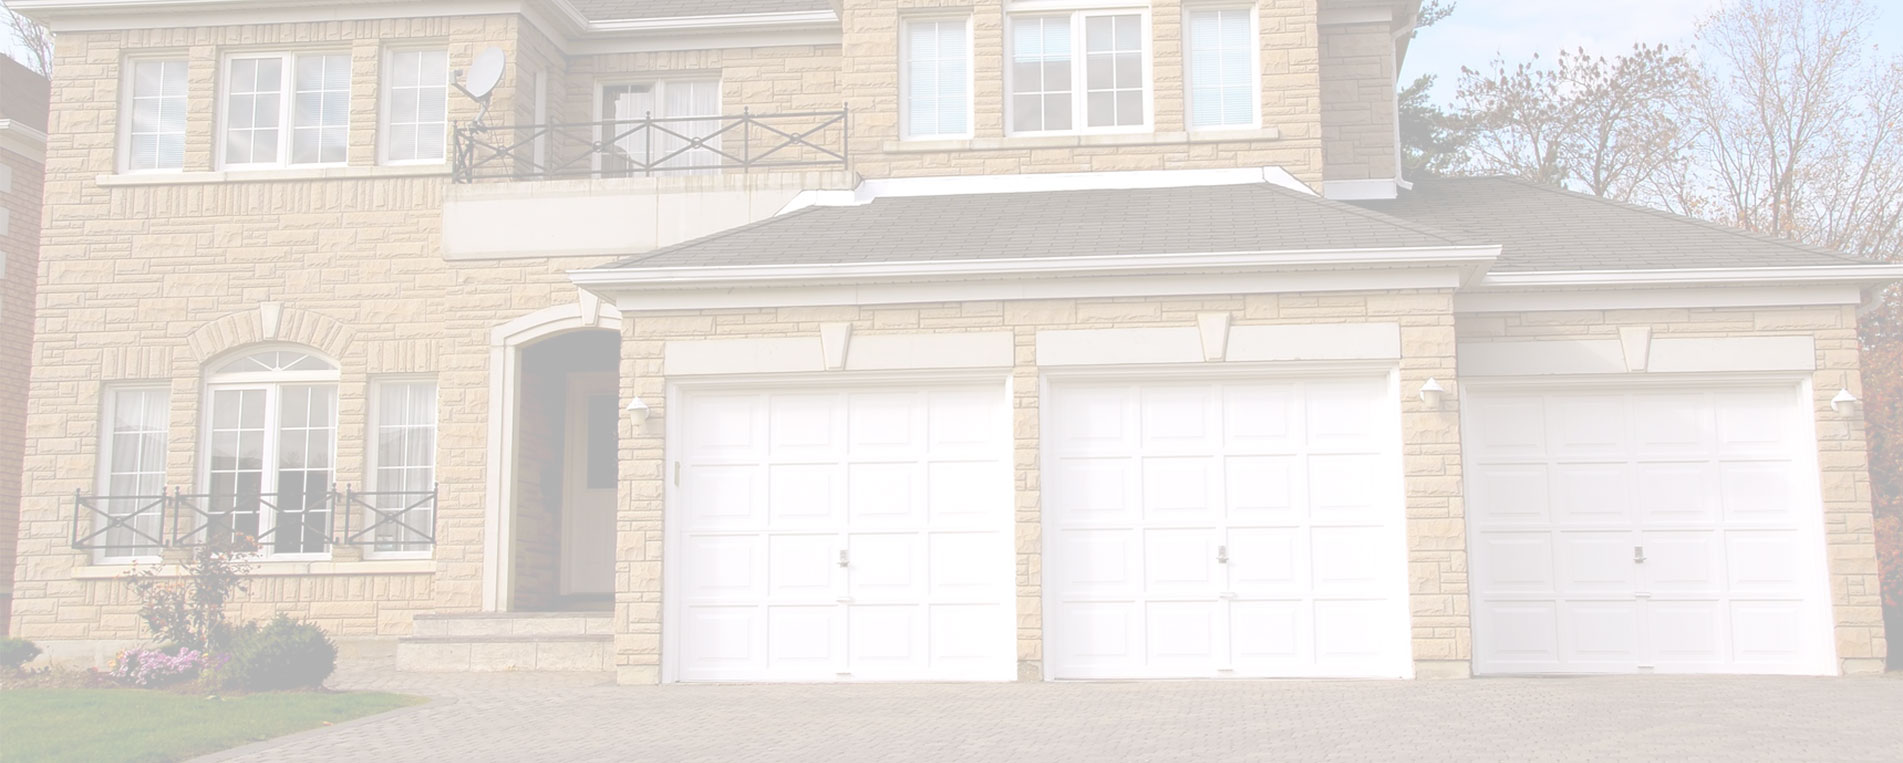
[
  {"left": 410, "top": 611, "right": 614, "bottom": 638},
  {"left": 396, "top": 634, "right": 613, "bottom": 672}
]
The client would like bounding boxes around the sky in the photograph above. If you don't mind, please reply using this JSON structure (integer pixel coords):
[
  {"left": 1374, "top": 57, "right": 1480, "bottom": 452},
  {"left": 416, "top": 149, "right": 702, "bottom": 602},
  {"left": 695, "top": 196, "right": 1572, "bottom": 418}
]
[{"left": 1403, "top": 0, "right": 1903, "bottom": 103}]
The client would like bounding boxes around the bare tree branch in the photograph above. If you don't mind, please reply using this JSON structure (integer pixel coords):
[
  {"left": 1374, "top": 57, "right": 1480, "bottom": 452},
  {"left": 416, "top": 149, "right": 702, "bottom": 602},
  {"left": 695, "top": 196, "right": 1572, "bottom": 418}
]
[{"left": 4, "top": 3, "right": 52, "bottom": 76}]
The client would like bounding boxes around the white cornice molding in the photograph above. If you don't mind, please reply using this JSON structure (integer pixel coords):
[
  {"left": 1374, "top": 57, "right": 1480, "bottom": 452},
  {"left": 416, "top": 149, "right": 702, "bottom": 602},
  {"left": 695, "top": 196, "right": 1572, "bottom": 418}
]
[
  {"left": 0, "top": 119, "right": 48, "bottom": 162},
  {"left": 781, "top": 166, "right": 1317, "bottom": 212},
  {"left": 588, "top": 10, "right": 837, "bottom": 32},
  {"left": 1476, "top": 265, "right": 1903, "bottom": 288}
]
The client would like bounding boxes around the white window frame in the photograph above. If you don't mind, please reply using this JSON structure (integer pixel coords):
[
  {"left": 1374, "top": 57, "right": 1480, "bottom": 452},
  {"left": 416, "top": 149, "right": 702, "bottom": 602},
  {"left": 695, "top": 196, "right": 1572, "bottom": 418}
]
[
  {"left": 214, "top": 50, "right": 353, "bottom": 171},
  {"left": 592, "top": 77, "right": 724, "bottom": 175},
  {"left": 95, "top": 385, "right": 172, "bottom": 564},
  {"left": 1006, "top": 8, "right": 1155, "bottom": 137},
  {"left": 118, "top": 55, "right": 191, "bottom": 175},
  {"left": 1182, "top": 4, "right": 1261, "bottom": 131},
  {"left": 378, "top": 45, "right": 452, "bottom": 166},
  {"left": 365, "top": 376, "right": 439, "bottom": 560},
  {"left": 900, "top": 15, "right": 976, "bottom": 141},
  {"left": 198, "top": 347, "right": 341, "bottom": 560}
]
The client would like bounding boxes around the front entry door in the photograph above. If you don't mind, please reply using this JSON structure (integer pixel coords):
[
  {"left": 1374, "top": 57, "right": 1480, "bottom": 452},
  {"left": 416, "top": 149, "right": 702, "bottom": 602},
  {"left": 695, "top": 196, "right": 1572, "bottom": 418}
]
[{"left": 561, "top": 372, "right": 617, "bottom": 596}]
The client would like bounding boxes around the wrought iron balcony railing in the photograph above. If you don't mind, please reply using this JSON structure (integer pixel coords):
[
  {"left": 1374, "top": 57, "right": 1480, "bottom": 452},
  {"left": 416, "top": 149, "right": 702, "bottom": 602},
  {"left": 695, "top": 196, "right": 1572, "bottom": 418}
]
[
  {"left": 71, "top": 485, "right": 438, "bottom": 555},
  {"left": 450, "top": 108, "right": 851, "bottom": 183}
]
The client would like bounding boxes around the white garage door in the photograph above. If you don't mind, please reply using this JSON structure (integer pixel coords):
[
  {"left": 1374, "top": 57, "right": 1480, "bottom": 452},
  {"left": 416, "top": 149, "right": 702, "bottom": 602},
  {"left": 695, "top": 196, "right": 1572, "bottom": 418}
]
[
  {"left": 1044, "top": 376, "right": 1411, "bottom": 679},
  {"left": 669, "top": 383, "right": 1015, "bottom": 682},
  {"left": 1465, "top": 385, "right": 1836, "bottom": 675}
]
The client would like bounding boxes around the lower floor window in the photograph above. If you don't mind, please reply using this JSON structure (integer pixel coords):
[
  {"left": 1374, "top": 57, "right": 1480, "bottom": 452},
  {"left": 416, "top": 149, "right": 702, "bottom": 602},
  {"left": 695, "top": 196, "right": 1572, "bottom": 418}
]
[{"left": 204, "top": 372, "right": 338, "bottom": 555}]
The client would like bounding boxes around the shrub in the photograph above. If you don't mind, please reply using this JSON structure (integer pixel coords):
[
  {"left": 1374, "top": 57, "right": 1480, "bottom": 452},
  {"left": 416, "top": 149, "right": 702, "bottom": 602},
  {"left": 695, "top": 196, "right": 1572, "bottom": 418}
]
[
  {"left": 124, "top": 538, "right": 255, "bottom": 651},
  {"left": 0, "top": 637, "right": 41, "bottom": 670},
  {"left": 220, "top": 615, "right": 337, "bottom": 691},
  {"left": 108, "top": 647, "right": 214, "bottom": 687}
]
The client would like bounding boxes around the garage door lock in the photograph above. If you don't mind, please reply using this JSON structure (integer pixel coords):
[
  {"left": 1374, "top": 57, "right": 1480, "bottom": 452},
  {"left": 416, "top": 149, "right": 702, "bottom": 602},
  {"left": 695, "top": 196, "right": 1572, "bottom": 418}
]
[
  {"left": 1217, "top": 545, "right": 1229, "bottom": 565},
  {"left": 1634, "top": 546, "right": 1646, "bottom": 565}
]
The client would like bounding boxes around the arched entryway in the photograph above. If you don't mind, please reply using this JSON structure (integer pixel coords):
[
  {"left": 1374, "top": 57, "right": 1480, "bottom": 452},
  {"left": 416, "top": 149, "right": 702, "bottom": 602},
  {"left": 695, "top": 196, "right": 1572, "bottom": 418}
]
[{"left": 482, "top": 300, "right": 622, "bottom": 612}]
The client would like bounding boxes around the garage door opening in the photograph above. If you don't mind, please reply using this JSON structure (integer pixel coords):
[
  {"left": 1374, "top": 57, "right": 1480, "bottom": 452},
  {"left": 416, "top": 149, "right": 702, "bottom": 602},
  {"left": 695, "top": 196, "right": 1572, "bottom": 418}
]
[
  {"left": 1042, "top": 373, "right": 1412, "bottom": 680},
  {"left": 665, "top": 380, "right": 1016, "bottom": 682},
  {"left": 1464, "top": 382, "right": 1837, "bottom": 675}
]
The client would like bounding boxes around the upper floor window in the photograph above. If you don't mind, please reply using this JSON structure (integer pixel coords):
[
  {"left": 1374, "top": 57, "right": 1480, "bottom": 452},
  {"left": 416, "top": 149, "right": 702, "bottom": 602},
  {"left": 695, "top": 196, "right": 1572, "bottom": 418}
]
[
  {"left": 1186, "top": 8, "right": 1256, "bottom": 129},
  {"left": 382, "top": 48, "right": 450, "bottom": 164},
  {"left": 599, "top": 79, "right": 721, "bottom": 174},
  {"left": 124, "top": 59, "right": 188, "bottom": 172},
  {"left": 902, "top": 18, "right": 973, "bottom": 139},
  {"left": 221, "top": 52, "right": 351, "bottom": 169},
  {"left": 1009, "top": 11, "right": 1150, "bottom": 135}
]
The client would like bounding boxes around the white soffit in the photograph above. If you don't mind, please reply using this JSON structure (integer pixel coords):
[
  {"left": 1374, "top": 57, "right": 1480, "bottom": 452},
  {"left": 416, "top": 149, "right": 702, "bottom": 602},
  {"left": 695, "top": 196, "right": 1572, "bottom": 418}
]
[
  {"left": 665, "top": 331, "right": 1013, "bottom": 376},
  {"left": 1038, "top": 323, "right": 1401, "bottom": 367},
  {"left": 1458, "top": 335, "right": 1817, "bottom": 377}
]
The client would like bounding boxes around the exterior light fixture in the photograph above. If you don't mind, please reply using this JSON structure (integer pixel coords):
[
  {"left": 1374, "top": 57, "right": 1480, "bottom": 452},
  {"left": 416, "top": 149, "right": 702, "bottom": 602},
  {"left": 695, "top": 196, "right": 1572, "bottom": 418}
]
[
  {"left": 1831, "top": 388, "right": 1860, "bottom": 415},
  {"left": 1419, "top": 378, "right": 1447, "bottom": 409},
  {"left": 626, "top": 396, "right": 651, "bottom": 428}
]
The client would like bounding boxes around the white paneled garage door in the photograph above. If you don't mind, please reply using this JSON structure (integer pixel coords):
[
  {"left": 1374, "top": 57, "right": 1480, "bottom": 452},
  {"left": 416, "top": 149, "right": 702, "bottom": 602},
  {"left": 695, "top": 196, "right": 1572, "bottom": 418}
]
[
  {"left": 1043, "top": 375, "right": 1411, "bottom": 679},
  {"left": 668, "top": 382, "right": 1014, "bottom": 682},
  {"left": 1465, "top": 384, "right": 1836, "bottom": 675}
]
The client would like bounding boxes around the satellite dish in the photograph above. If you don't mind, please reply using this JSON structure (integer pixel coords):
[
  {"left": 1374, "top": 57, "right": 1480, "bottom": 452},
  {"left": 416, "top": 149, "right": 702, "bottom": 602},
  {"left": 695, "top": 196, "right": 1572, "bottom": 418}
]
[{"left": 464, "top": 47, "right": 506, "bottom": 100}]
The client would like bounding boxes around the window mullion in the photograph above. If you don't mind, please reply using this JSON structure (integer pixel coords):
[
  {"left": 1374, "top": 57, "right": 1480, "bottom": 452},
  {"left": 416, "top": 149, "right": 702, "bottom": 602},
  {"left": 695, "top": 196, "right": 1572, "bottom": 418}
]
[{"left": 277, "top": 54, "right": 296, "bottom": 168}]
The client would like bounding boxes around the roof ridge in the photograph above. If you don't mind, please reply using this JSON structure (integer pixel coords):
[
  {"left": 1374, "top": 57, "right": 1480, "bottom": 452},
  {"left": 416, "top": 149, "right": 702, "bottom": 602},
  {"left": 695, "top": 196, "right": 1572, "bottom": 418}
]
[
  {"left": 1482, "top": 176, "right": 1871, "bottom": 266},
  {"left": 1253, "top": 183, "right": 1471, "bottom": 246},
  {"left": 599, "top": 204, "right": 830, "bottom": 268}
]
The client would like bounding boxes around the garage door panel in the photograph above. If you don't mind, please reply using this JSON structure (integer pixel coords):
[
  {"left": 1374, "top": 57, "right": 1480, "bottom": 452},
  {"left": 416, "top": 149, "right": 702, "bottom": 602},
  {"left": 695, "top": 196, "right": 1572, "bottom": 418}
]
[
  {"left": 929, "top": 533, "right": 1007, "bottom": 599},
  {"left": 766, "top": 534, "right": 835, "bottom": 599},
  {"left": 1222, "top": 384, "right": 1300, "bottom": 450},
  {"left": 931, "top": 604, "right": 1009, "bottom": 665},
  {"left": 1642, "top": 532, "right": 1724, "bottom": 595},
  {"left": 1647, "top": 600, "right": 1724, "bottom": 667},
  {"left": 1050, "top": 457, "right": 1139, "bottom": 524},
  {"left": 1141, "top": 386, "right": 1218, "bottom": 452},
  {"left": 847, "top": 392, "right": 920, "bottom": 456},
  {"left": 1052, "top": 387, "right": 1134, "bottom": 452},
  {"left": 1724, "top": 531, "right": 1807, "bottom": 593},
  {"left": 847, "top": 533, "right": 925, "bottom": 602},
  {"left": 1633, "top": 394, "right": 1713, "bottom": 457},
  {"left": 1311, "top": 526, "right": 1391, "bottom": 595},
  {"left": 1558, "top": 533, "right": 1639, "bottom": 593},
  {"left": 1548, "top": 396, "right": 1629, "bottom": 457},
  {"left": 1729, "top": 602, "right": 1806, "bottom": 665},
  {"left": 1226, "top": 527, "right": 1304, "bottom": 594},
  {"left": 1472, "top": 533, "right": 1555, "bottom": 594},
  {"left": 1477, "top": 601, "right": 1561, "bottom": 668},
  {"left": 1305, "top": 383, "right": 1382, "bottom": 451},
  {"left": 927, "top": 389, "right": 1000, "bottom": 451},
  {"left": 765, "top": 606, "right": 836, "bottom": 671},
  {"left": 847, "top": 463, "right": 917, "bottom": 527},
  {"left": 1146, "top": 601, "right": 1219, "bottom": 670},
  {"left": 1055, "top": 602, "right": 1141, "bottom": 668},
  {"left": 683, "top": 535, "right": 764, "bottom": 600},
  {"left": 1469, "top": 464, "right": 1550, "bottom": 526},
  {"left": 681, "top": 607, "right": 764, "bottom": 675},
  {"left": 1054, "top": 529, "right": 1139, "bottom": 597},
  {"left": 1313, "top": 600, "right": 1392, "bottom": 662},
  {"left": 768, "top": 464, "right": 840, "bottom": 528},
  {"left": 1142, "top": 457, "right": 1219, "bottom": 523},
  {"left": 848, "top": 605, "right": 923, "bottom": 674},
  {"left": 1635, "top": 462, "right": 1720, "bottom": 525},
  {"left": 1229, "top": 601, "right": 1303, "bottom": 664},
  {"left": 1552, "top": 464, "right": 1632, "bottom": 526},
  {"left": 1715, "top": 391, "right": 1796, "bottom": 456},
  {"left": 1308, "top": 454, "right": 1382, "bottom": 518},
  {"left": 1146, "top": 529, "right": 1219, "bottom": 597},
  {"left": 683, "top": 465, "right": 762, "bottom": 529},
  {"left": 928, "top": 461, "right": 1003, "bottom": 526},
  {"left": 1224, "top": 456, "right": 1299, "bottom": 521},
  {"left": 1720, "top": 462, "right": 1799, "bottom": 523},
  {"left": 1561, "top": 602, "right": 1641, "bottom": 667},
  {"left": 1469, "top": 397, "right": 1547, "bottom": 457},
  {"left": 767, "top": 394, "right": 839, "bottom": 454},
  {"left": 686, "top": 395, "right": 762, "bottom": 456}
]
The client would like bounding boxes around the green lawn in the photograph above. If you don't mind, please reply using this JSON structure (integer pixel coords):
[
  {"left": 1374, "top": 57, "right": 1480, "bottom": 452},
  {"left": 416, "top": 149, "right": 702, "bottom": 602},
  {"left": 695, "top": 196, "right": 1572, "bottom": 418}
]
[{"left": 0, "top": 688, "right": 424, "bottom": 763}]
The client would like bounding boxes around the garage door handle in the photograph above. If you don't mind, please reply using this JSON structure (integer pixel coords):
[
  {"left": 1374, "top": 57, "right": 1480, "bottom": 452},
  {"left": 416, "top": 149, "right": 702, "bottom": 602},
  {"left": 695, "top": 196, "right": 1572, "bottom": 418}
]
[
  {"left": 1217, "top": 545, "right": 1229, "bottom": 565},
  {"left": 1634, "top": 546, "right": 1646, "bottom": 565},
  {"left": 838, "top": 550, "right": 849, "bottom": 569}
]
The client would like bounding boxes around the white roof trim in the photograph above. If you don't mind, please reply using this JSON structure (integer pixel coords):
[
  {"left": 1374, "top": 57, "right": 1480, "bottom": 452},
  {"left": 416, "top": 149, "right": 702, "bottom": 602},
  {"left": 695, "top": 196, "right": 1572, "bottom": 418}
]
[
  {"left": 779, "top": 166, "right": 1317, "bottom": 213},
  {"left": 0, "top": 120, "right": 48, "bottom": 162},
  {"left": 572, "top": 245, "right": 1501, "bottom": 289},
  {"left": 1478, "top": 265, "right": 1903, "bottom": 288},
  {"left": 587, "top": 10, "right": 837, "bottom": 32}
]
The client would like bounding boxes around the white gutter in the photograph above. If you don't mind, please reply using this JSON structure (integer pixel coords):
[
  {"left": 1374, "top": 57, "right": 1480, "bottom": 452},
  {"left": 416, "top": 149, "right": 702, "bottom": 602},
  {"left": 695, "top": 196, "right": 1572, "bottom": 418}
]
[
  {"left": 570, "top": 245, "right": 1503, "bottom": 290},
  {"left": 1476, "top": 265, "right": 1903, "bottom": 288}
]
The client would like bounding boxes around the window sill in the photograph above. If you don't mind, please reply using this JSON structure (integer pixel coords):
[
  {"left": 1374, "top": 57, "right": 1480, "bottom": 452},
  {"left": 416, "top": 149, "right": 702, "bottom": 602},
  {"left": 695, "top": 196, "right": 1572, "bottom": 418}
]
[
  {"left": 71, "top": 558, "right": 435, "bottom": 579},
  {"left": 98, "top": 164, "right": 449, "bottom": 188},
  {"left": 882, "top": 127, "right": 1281, "bottom": 153}
]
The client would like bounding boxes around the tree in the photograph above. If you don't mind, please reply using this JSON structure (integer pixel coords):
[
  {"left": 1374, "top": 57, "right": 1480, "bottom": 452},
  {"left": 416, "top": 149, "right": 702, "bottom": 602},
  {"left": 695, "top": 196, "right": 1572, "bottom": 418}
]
[
  {"left": 1399, "top": 75, "right": 1471, "bottom": 177},
  {"left": 3, "top": 2, "right": 51, "bottom": 75},
  {"left": 1455, "top": 44, "right": 1699, "bottom": 202}
]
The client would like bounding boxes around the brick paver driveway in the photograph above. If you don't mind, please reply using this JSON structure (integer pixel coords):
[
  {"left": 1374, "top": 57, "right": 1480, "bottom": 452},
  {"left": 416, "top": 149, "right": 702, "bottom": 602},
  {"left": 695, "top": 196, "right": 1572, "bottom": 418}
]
[{"left": 200, "top": 662, "right": 1903, "bottom": 762}]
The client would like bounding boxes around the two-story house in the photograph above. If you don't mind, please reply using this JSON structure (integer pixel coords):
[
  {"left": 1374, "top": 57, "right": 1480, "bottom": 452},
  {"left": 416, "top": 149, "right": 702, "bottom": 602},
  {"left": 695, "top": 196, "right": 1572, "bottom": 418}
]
[{"left": 7, "top": 0, "right": 1895, "bottom": 684}]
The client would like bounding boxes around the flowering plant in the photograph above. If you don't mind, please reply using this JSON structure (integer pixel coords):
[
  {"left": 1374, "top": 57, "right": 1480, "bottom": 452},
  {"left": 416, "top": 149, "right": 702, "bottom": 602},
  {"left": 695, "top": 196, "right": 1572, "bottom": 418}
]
[{"left": 108, "top": 647, "right": 222, "bottom": 687}]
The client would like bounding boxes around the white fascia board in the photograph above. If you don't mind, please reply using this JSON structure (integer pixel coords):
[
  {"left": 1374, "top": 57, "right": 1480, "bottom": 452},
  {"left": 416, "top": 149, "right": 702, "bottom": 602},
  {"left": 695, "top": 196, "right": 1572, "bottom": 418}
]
[
  {"left": 780, "top": 166, "right": 1316, "bottom": 213},
  {"left": 1455, "top": 284, "right": 1869, "bottom": 313},
  {"left": 0, "top": 120, "right": 48, "bottom": 163},
  {"left": 586, "top": 10, "right": 837, "bottom": 32},
  {"left": 1479, "top": 265, "right": 1903, "bottom": 288},
  {"left": 572, "top": 246, "right": 1500, "bottom": 289},
  {"left": 13, "top": 0, "right": 532, "bottom": 30}
]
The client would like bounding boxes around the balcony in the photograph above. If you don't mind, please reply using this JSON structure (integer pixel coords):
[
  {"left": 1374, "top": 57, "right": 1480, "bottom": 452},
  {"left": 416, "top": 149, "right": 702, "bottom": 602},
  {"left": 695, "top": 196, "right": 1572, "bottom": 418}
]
[
  {"left": 71, "top": 486, "right": 438, "bottom": 556},
  {"left": 441, "top": 109, "right": 860, "bottom": 261}
]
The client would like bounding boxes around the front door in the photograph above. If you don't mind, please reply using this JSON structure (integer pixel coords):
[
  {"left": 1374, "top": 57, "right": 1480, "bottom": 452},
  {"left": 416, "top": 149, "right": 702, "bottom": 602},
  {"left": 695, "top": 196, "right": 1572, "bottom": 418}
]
[{"left": 561, "top": 372, "right": 617, "bottom": 596}]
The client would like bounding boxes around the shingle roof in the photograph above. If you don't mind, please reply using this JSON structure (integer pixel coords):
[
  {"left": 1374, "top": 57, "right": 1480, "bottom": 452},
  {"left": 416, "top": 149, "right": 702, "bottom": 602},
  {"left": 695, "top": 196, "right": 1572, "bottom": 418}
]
[
  {"left": 602, "top": 183, "right": 1470, "bottom": 270},
  {"left": 1355, "top": 176, "right": 1872, "bottom": 273},
  {"left": 566, "top": 0, "right": 833, "bottom": 21}
]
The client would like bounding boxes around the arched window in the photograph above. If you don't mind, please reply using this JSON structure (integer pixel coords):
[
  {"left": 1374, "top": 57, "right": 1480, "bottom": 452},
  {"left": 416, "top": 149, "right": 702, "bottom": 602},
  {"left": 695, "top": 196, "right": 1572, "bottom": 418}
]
[{"left": 200, "top": 346, "right": 340, "bottom": 556}]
